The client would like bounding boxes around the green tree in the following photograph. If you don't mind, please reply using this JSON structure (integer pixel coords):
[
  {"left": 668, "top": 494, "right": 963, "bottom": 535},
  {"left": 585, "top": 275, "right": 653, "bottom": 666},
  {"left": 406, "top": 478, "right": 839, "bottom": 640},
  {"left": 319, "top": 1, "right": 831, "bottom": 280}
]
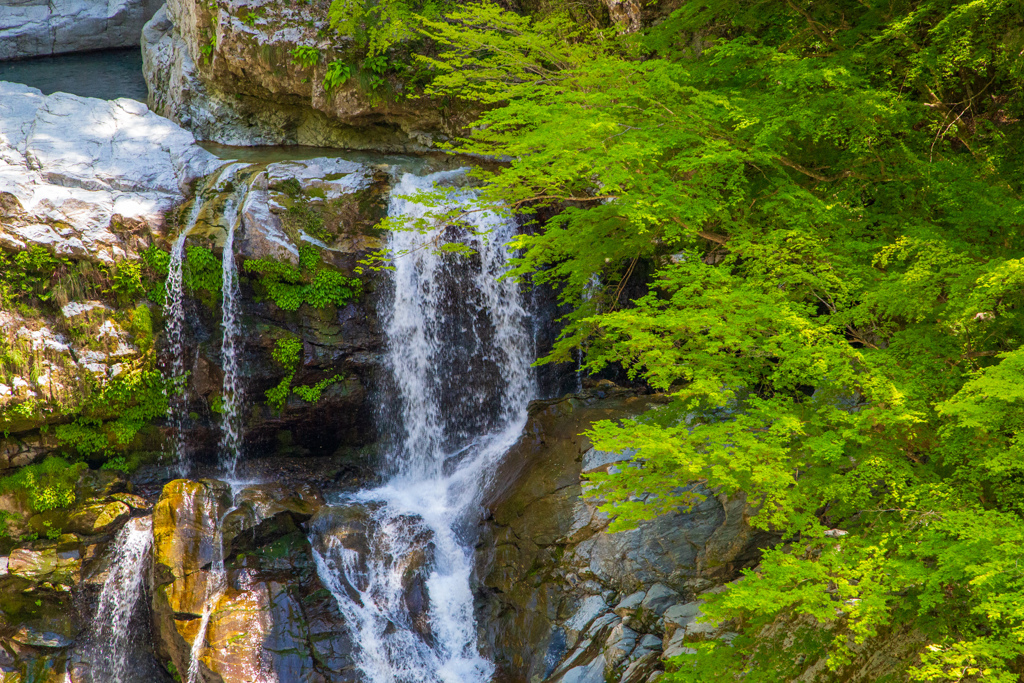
[{"left": 417, "top": 0, "right": 1024, "bottom": 679}]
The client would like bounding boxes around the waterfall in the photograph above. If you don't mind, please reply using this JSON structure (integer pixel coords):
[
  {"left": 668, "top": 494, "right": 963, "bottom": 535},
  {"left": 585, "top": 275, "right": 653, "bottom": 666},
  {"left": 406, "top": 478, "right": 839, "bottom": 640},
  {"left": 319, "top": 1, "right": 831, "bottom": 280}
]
[
  {"left": 88, "top": 516, "right": 153, "bottom": 682},
  {"left": 218, "top": 178, "right": 248, "bottom": 476},
  {"left": 312, "top": 169, "right": 534, "bottom": 683},
  {"left": 164, "top": 197, "right": 204, "bottom": 477}
]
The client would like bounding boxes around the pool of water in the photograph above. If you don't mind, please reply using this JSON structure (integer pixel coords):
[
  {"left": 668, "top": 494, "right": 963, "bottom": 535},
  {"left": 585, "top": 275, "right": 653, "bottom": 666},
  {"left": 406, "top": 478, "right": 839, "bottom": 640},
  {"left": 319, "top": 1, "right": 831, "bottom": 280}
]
[{"left": 0, "top": 48, "right": 148, "bottom": 102}]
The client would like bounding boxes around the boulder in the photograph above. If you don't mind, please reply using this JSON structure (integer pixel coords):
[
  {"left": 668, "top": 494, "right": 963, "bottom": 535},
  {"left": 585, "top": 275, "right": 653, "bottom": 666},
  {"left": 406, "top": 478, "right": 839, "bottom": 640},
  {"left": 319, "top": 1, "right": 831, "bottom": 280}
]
[
  {"left": 0, "top": 82, "right": 219, "bottom": 265},
  {"left": 65, "top": 501, "right": 131, "bottom": 536},
  {"left": 0, "top": 0, "right": 164, "bottom": 60},
  {"left": 151, "top": 478, "right": 358, "bottom": 683}
]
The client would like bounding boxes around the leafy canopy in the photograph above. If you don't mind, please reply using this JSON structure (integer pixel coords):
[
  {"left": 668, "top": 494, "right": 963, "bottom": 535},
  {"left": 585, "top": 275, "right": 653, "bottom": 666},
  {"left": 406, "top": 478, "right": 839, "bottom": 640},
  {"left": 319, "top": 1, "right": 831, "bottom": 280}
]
[{"left": 417, "top": 0, "right": 1024, "bottom": 679}]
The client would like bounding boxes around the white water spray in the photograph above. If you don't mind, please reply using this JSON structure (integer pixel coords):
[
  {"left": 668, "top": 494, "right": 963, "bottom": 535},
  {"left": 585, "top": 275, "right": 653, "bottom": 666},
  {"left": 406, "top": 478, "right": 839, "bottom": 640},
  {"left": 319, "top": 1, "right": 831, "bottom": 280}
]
[
  {"left": 312, "top": 169, "right": 534, "bottom": 683},
  {"left": 89, "top": 516, "right": 153, "bottom": 683}
]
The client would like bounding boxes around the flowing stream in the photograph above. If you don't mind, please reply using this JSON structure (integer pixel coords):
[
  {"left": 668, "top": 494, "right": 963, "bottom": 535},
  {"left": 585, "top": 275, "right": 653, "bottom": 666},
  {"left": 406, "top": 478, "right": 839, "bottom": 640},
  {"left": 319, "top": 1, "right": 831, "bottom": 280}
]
[
  {"left": 88, "top": 517, "right": 154, "bottom": 682},
  {"left": 311, "top": 169, "right": 534, "bottom": 683}
]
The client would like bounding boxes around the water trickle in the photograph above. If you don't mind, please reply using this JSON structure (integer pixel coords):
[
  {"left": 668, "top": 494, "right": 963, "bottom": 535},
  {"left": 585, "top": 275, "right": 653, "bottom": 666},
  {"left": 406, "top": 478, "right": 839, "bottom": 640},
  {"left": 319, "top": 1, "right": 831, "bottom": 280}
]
[
  {"left": 164, "top": 198, "right": 205, "bottom": 477},
  {"left": 186, "top": 493, "right": 229, "bottom": 683},
  {"left": 88, "top": 516, "right": 153, "bottom": 683},
  {"left": 218, "top": 178, "right": 249, "bottom": 476},
  {"left": 312, "top": 169, "right": 534, "bottom": 683}
]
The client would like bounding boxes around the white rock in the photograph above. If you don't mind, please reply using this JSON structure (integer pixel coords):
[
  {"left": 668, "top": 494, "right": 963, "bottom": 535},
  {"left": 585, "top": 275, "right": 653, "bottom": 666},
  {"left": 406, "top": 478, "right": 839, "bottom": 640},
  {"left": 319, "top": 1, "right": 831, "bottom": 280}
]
[
  {"left": 61, "top": 300, "right": 109, "bottom": 318},
  {"left": 0, "top": 81, "right": 220, "bottom": 262},
  {"left": 0, "top": 0, "right": 164, "bottom": 59}
]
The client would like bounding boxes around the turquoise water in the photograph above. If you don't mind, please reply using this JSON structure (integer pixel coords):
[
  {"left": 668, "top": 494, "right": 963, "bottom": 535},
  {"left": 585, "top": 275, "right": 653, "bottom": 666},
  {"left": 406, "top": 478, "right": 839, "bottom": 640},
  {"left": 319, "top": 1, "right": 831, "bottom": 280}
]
[{"left": 0, "top": 48, "right": 148, "bottom": 101}]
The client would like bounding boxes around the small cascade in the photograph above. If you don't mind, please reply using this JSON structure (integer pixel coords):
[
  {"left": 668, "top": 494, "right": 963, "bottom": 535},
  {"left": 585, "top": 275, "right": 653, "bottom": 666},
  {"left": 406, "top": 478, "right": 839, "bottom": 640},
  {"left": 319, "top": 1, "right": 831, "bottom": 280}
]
[
  {"left": 312, "top": 169, "right": 534, "bottom": 683},
  {"left": 217, "top": 179, "right": 249, "bottom": 476},
  {"left": 164, "top": 198, "right": 204, "bottom": 477},
  {"left": 88, "top": 516, "right": 153, "bottom": 683}
]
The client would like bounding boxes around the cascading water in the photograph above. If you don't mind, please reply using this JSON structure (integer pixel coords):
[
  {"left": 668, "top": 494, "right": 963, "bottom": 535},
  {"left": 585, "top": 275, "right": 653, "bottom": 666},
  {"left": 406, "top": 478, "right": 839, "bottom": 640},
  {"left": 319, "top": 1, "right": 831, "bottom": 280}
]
[
  {"left": 217, "top": 177, "right": 249, "bottom": 476},
  {"left": 87, "top": 516, "right": 153, "bottom": 683},
  {"left": 165, "top": 197, "right": 204, "bottom": 477},
  {"left": 311, "top": 169, "right": 535, "bottom": 683},
  {"left": 184, "top": 174, "right": 252, "bottom": 682}
]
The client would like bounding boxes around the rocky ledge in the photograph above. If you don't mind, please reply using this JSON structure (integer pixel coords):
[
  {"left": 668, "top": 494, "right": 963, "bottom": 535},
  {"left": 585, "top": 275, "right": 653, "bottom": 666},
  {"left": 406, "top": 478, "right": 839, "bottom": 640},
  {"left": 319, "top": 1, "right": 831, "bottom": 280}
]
[{"left": 141, "top": 0, "right": 469, "bottom": 150}]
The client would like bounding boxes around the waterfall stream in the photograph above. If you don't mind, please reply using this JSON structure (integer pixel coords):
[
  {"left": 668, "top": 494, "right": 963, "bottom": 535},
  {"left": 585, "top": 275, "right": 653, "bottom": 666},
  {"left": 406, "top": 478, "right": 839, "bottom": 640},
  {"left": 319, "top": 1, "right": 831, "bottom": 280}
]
[
  {"left": 88, "top": 516, "right": 153, "bottom": 682},
  {"left": 218, "top": 177, "right": 249, "bottom": 476},
  {"left": 311, "top": 169, "right": 534, "bottom": 683},
  {"left": 165, "top": 197, "right": 204, "bottom": 477}
]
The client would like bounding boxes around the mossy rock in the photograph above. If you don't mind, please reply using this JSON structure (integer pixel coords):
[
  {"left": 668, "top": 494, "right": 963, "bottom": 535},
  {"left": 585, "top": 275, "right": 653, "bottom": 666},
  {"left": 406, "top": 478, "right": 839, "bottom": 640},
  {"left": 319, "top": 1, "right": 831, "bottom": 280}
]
[{"left": 65, "top": 501, "right": 130, "bottom": 536}]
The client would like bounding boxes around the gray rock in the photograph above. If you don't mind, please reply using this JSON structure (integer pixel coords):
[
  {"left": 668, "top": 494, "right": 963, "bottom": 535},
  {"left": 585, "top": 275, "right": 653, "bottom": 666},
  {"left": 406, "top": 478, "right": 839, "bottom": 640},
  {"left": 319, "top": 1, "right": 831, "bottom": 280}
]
[
  {"left": 663, "top": 601, "right": 703, "bottom": 635},
  {"left": 564, "top": 595, "right": 608, "bottom": 649},
  {"left": 581, "top": 447, "right": 637, "bottom": 474},
  {"left": 639, "top": 634, "right": 662, "bottom": 651},
  {"left": 141, "top": 0, "right": 446, "bottom": 150},
  {"left": 556, "top": 655, "right": 607, "bottom": 683},
  {"left": 0, "top": 0, "right": 163, "bottom": 60},
  {"left": 640, "top": 583, "right": 679, "bottom": 616},
  {"left": 662, "top": 628, "right": 697, "bottom": 659},
  {"left": 614, "top": 591, "right": 647, "bottom": 617},
  {"left": 604, "top": 624, "right": 638, "bottom": 668}
]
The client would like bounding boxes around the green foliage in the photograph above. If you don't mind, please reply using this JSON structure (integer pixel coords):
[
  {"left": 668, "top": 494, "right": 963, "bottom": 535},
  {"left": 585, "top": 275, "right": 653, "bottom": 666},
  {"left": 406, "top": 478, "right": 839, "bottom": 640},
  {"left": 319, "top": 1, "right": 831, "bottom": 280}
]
[
  {"left": 106, "top": 260, "right": 146, "bottom": 304},
  {"left": 243, "top": 244, "right": 361, "bottom": 311},
  {"left": 264, "top": 337, "right": 342, "bottom": 409},
  {"left": 420, "top": 1, "right": 1024, "bottom": 680},
  {"left": 142, "top": 244, "right": 171, "bottom": 304},
  {"left": 290, "top": 45, "right": 321, "bottom": 68},
  {"left": 323, "top": 60, "right": 352, "bottom": 91},
  {"left": 53, "top": 364, "right": 169, "bottom": 459},
  {"left": 293, "top": 374, "right": 344, "bottom": 402},
  {"left": 0, "top": 246, "right": 68, "bottom": 307},
  {"left": 0, "top": 457, "right": 86, "bottom": 513},
  {"left": 183, "top": 244, "right": 223, "bottom": 305}
]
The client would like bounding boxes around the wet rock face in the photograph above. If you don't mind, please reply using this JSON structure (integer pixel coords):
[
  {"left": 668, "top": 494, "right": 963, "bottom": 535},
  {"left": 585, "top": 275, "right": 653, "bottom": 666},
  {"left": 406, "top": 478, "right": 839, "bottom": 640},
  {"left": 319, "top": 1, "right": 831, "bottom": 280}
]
[
  {"left": 173, "top": 157, "right": 390, "bottom": 466},
  {"left": 151, "top": 478, "right": 359, "bottom": 683},
  {"left": 0, "top": 468, "right": 162, "bottom": 682},
  {"left": 475, "top": 385, "right": 774, "bottom": 683},
  {"left": 0, "top": 0, "right": 164, "bottom": 60},
  {"left": 142, "top": 0, "right": 472, "bottom": 150}
]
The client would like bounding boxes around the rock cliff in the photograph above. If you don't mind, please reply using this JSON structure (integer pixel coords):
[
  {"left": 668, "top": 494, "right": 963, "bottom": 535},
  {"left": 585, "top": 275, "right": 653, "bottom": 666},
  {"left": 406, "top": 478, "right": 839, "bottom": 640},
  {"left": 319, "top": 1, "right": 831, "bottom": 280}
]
[
  {"left": 476, "top": 384, "right": 774, "bottom": 683},
  {"left": 141, "top": 0, "right": 468, "bottom": 149},
  {"left": 0, "top": 0, "right": 164, "bottom": 60}
]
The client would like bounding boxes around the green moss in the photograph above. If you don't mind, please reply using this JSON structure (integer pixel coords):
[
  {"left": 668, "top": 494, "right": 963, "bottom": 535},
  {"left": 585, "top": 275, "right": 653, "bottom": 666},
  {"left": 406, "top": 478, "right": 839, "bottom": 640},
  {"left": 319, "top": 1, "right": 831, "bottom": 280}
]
[{"left": 0, "top": 457, "right": 86, "bottom": 514}]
